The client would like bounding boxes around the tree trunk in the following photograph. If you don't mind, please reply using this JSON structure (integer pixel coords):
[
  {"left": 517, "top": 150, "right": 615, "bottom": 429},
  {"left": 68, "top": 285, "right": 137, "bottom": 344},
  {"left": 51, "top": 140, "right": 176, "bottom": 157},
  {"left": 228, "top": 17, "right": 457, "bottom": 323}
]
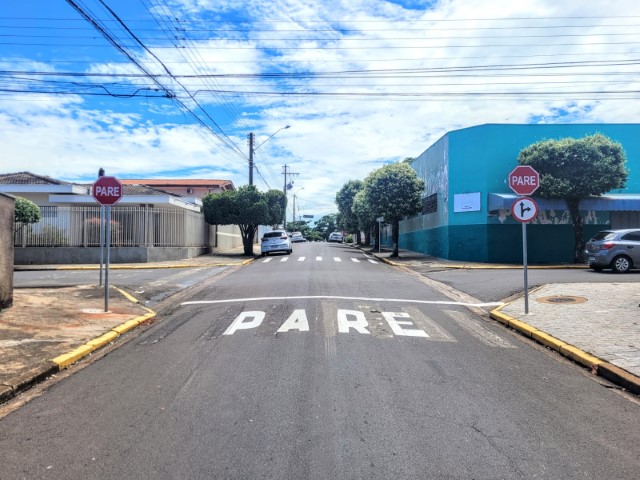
[
  {"left": 390, "top": 219, "right": 400, "bottom": 257},
  {"left": 567, "top": 198, "right": 584, "bottom": 263},
  {"left": 364, "top": 226, "right": 371, "bottom": 247},
  {"left": 239, "top": 224, "right": 256, "bottom": 256}
]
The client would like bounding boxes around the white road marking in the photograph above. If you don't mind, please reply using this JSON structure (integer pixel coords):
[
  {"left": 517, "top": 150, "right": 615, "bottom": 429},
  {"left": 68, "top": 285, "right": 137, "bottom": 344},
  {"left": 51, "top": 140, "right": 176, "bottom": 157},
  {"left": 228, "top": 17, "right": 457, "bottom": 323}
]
[
  {"left": 444, "top": 310, "right": 515, "bottom": 348},
  {"left": 351, "top": 258, "right": 360, "bottom": 263},
  {"left": 381, "top": 312, "right": 428, "bottom": 337},
  {"left": 298, "top": 256, "right": 305, "bottom": 262},
  {"left": 403, "top": 307, "right": 456, "bottom": 342},
  {"left": 182, "top": 295, "right": 503, "bottom": 308},
  {"left": 316, "top": 256, "right": 323, "bottom": 261},
  {"left": 281, "top": 257, "right": 289, "bottom": 262},
  {"left": 334, "top": 257, "right": 341, "bottom": 262},
  {"left": 368, "top": 259, "right": 378, "bottom": 264},
  {"left": 262, "top": 257, "right": 272, "bottom": 263},
  {"left": 276, "top": 309, "right": 309, "bottom": 332}
]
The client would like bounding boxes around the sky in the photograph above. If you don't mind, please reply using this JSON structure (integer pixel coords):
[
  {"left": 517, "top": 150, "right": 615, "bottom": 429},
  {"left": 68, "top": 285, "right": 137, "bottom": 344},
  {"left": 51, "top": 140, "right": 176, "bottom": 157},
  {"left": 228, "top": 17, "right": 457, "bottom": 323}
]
[{"left": 1, "top": 0, "right": 640, "bottom": 219}]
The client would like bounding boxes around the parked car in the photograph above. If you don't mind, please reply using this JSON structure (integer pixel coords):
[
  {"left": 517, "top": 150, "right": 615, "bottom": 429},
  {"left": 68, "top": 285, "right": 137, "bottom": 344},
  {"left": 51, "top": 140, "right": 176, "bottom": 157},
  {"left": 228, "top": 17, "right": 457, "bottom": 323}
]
[
  {"left": 328, "top": 232, "right": 343, "bottom": 243},
  {"left": 261, "top": 230, "right": 292, "bottom": 256},
  {"left": 290, "top": 232, "right": 306, "bottom": 243},
  {"left": 585, "top": 228, "right": 640, "bottom": 273}
]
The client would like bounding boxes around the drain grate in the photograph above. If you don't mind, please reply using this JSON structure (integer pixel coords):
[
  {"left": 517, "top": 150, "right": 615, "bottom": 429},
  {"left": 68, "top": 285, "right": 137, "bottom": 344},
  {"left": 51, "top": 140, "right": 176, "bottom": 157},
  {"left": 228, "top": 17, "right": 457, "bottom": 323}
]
[{"left": 537, "top": 296, "right": 588, "bottom": 304}]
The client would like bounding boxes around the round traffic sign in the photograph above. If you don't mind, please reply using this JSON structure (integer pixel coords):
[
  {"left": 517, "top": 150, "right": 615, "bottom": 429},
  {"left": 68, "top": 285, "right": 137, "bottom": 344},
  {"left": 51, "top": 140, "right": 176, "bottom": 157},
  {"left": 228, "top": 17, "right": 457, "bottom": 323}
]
[
  {"left": 508, "top": 165, "right": 540, "bottom": 196},
  {"left": 92, "top": 176, "right": 123, "bottom": 206},
  {"left": 511, "top": 197, "right": 539, "bottom": 223}
]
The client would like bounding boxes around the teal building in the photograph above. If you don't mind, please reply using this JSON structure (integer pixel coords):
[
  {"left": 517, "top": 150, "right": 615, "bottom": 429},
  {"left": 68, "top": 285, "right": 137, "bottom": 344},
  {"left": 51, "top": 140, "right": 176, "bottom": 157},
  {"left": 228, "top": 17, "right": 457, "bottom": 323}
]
[{"left": 400, "top": 124, "right": 640, "bottom": 264}]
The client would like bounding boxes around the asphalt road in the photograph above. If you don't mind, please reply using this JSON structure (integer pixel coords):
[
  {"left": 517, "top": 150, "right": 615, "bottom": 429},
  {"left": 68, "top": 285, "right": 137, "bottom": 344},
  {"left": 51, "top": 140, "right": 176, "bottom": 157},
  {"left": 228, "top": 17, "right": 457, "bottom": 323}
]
[{"left": 1, "top": 242, "right": 639, "bottom": 479}]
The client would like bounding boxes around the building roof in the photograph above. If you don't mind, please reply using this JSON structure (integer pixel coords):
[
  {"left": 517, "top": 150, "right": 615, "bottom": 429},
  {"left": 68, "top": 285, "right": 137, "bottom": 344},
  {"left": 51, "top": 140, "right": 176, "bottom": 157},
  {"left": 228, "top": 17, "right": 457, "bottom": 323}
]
[
  {"left": 121, "top": 178, "right": 234, "bottom": 189},
  {"left": 0, "top": 171, "right": 75, "bottom": 186}
]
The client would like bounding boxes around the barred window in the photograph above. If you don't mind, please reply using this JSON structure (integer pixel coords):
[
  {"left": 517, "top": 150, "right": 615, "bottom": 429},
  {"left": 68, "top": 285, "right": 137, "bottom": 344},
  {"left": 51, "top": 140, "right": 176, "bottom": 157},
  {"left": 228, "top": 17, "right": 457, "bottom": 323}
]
[{"left": 422, "top": 194, "right": 437, "bottom": 214}]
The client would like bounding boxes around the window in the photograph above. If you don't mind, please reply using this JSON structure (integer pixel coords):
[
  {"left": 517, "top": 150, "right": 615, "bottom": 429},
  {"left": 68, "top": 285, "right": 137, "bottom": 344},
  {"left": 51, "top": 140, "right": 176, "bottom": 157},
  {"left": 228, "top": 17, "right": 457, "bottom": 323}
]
[
  {"left": 621, "top": 231, "right": 640, "bottom": 241},
  {"left": 422, "top": 194, "right": 437, "bottom": 214}
]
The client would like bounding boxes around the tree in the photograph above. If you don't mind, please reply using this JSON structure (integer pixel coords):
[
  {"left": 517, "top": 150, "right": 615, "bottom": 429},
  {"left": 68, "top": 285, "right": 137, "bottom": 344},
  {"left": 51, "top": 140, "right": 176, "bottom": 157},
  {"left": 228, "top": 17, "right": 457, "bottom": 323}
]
[
  {"left": 336, "top": 180, "right": 363, "bottom": 244},
  {"left": 203, "top": 185, "right": 286, "bottom": 255},
  {"left": 363, "top": 162, "right": 425, "bottom": 257},
  {"left": 313, "top": 214, "right": 337, "bottom": 240},
  {"left": 518, "top": 133, "right": 628, "bottom": 262},
  {"left": 14, "top": 197, "right": 41, "bottom": 232},
  {"left": 352, "top": 190, "right": 376, "bottom": 247}
]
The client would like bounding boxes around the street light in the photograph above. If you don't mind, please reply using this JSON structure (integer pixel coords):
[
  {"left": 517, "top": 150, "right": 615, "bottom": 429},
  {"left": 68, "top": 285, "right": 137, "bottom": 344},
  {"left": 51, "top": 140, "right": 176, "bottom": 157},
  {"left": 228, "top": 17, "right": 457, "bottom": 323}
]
[
  {"left": 248, "top": 125, "right": 290, "bottom": 186},
  {"left": 292, "top": 187, "right": 304, "bottom": 224}
]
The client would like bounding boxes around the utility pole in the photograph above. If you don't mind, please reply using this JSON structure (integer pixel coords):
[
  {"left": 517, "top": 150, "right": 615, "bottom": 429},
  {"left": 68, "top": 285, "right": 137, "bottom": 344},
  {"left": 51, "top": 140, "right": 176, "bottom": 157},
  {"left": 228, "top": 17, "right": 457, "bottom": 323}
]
[
  {"left": 247, "top": 132, "right": 255, "bottom": 186},
  {"left": 282, "top": 164, "right": 299, "bottom": 229}
]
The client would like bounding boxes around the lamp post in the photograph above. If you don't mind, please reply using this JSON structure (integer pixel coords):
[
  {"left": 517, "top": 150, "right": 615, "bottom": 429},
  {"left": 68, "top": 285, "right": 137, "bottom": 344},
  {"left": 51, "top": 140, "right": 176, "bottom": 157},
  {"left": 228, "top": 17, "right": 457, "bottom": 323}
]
[
  {"left": 248, "top": 125, "right": 290, "bottom": 186},
  {"left": 293, "top": 187, "right": 304, "bottom": 224}
]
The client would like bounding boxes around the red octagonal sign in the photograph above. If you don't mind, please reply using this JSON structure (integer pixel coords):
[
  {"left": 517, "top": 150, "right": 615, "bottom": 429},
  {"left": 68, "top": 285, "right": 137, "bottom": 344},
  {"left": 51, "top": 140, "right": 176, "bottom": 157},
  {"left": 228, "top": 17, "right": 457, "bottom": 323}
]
[
  {"left": 508, "top": 165, "right": 540, "bottom": 196},
  {"left": 92, "top": 176, "right": 123, "bottom": 206}
]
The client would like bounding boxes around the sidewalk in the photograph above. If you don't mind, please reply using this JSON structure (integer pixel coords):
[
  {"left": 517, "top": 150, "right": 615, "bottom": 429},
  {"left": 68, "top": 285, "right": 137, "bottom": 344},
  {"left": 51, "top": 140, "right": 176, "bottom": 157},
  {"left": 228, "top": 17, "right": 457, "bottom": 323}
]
[
  {"left": 2, "top": 247, "right": 639, "bottom": 406},
  {"left": 369, "top": 246, "right": 640, "bottom": 395}
]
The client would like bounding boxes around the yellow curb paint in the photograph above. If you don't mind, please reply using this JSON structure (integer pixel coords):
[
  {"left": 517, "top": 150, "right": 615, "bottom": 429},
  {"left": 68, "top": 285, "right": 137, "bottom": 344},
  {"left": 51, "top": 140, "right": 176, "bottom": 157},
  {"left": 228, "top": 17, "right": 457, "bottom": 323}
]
[
  {"left": 112, "top": 319, "right": 143, "bottom": 335},
  {"left": 531, "top": 330, "right": 566, "bottom": 351},
  {"left": 505, "top": 318, "right": 537, "bottom": 337},
  {"left": 242, "top": 258, "right": 255, "bottom": 265},
  {"left": 489, "top": 310, "right": 512, "bottom": 326},
  {"left": 53, "top": 344, "right": 97, "bottom": 369},
  {"left": 86, "top": 331, "right": 120, "bottom": 348},
  {"left": 560, "top": 344, "right": 603, "bottom": 369}
]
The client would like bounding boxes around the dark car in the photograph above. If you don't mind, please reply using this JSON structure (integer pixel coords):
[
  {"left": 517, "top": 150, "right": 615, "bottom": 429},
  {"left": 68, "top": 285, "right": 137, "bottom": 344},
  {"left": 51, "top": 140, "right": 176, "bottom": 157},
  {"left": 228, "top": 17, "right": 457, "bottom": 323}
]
[{"left": 585, "top": 229, "right": 640, "bottom": 273}]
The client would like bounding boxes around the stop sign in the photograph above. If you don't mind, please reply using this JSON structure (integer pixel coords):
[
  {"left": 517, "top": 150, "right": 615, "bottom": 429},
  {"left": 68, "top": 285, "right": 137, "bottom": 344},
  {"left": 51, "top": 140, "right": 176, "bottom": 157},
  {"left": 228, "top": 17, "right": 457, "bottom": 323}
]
[
  {"left": 92, "top": 176, "right": 123, "bottom": 206},
  {"left": 508, "top": 165, "right": 540, "bottom": 196}
]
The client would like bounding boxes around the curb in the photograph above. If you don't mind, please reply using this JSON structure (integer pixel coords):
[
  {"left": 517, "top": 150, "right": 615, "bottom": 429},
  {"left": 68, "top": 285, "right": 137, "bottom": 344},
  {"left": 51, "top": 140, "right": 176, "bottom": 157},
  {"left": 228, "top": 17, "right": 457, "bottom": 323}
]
[
  {"left": 490, "top": 305, "right": 640, "bottom": 395},
  {"left": 0, "top": 288, "right": 156, "bottom": 405},
  {"left": 14, "top": 262, "right": 247, "bottom": 272}
]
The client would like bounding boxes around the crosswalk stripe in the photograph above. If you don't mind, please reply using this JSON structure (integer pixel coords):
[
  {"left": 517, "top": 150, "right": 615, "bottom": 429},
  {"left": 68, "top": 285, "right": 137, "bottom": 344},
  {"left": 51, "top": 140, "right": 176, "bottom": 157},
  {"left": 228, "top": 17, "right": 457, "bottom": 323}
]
[
  {"left": 443, "top": 310, "right": 516, "bottom": 348},
  {"left": 298, "top": 256, "right": 305, "bottom": 262},
  {"left": 351, "top": 258, "right": 360, "bottom": 263},
  {"left": 368, "top": 259, "right": 378, "bottom": 264},
  {"left": 316, "top": 256, "right": 323, "bottom": 261},
  {"left": 262, "top": 257, "right": 272, "bottom": 263},
  {"left": 334, "top": 257, "right": 341, "bottom": 262},
  {"left": 281, "top": 257, "right": 289, "bottom": 262}
]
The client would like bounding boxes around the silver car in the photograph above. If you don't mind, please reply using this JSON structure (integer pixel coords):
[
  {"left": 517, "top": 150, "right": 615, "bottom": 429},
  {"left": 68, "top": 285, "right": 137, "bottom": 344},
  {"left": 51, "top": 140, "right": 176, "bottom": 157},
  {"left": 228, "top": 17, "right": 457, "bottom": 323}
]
[
  {"left": 585, "top": 229, "right": 640, "bottom": 273},
  {"left": 261, "top": 230, "right": 292, "bottom": 256}
]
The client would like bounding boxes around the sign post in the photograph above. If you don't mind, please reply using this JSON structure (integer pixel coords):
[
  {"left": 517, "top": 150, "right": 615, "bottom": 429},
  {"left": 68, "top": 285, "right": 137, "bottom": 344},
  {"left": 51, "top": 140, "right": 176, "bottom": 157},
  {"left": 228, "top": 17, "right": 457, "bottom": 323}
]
[
  {"left": 92, "top": 176, "right": 123, "bottom": 311},
  {"left": 508, "top": 166, "right": 540, "bottom": 314}
]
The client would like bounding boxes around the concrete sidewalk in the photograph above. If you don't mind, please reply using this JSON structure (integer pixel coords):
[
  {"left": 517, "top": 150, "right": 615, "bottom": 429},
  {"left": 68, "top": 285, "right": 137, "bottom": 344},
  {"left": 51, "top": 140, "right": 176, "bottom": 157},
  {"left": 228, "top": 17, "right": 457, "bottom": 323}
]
[
  {"left": 2, "top": 246, "right": 639, "bottom": 407},
  {"left": 370, "top": 247, "right": 640, "bottom": 395}
]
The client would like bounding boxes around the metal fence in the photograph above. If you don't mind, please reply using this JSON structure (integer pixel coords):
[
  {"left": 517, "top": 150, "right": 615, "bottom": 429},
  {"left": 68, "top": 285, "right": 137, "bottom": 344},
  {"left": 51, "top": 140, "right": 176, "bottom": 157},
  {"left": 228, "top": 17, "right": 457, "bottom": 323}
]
[{"left": 14, "top": 206, "right": 215, "bottom": 248}]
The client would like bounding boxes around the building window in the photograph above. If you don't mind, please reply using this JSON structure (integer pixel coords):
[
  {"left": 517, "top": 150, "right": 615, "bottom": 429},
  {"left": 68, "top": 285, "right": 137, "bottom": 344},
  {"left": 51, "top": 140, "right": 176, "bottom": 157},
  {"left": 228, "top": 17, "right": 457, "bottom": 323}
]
[{"left": 422, "top": 194, "right": 437, "bottom": 214}]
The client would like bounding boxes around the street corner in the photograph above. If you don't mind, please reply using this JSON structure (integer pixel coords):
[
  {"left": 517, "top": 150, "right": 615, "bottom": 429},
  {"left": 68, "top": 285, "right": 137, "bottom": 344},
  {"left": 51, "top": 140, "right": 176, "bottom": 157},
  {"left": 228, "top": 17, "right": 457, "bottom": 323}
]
[{"left": 0, "top": 285, "right": 152, "bottom": 389}]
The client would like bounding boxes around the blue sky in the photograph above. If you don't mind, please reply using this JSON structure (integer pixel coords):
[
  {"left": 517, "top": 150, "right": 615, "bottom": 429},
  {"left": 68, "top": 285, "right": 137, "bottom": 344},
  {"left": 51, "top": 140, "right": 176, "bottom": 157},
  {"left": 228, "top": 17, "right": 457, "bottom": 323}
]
[{"left": 1, "top": 0, "right": 640, "bottom": 219}]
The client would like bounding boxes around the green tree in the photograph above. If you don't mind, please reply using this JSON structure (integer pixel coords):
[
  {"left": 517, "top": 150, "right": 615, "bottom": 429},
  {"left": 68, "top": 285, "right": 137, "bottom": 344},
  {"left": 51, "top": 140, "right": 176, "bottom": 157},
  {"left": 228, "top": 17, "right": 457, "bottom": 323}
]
[
  {"left": 518, "top": 133, "right": 628, "bottom": 262},
  {"left": 363, "top": 162, "right": 425, "bottom": 257},
  {"left": 352, "top": 189, "right": 376, "bottom": 247},
  {"left": 14, "top": 197, "right": 41, "bottom": 232},
  {"left": 313, "top": 213, "right": 337, "bottom": 240},
  {"left": 203, "top": 186, "right": 286, "bottom": 255},
  {"left": 336, "top": 180, "right": 363, "bottom": 244}
]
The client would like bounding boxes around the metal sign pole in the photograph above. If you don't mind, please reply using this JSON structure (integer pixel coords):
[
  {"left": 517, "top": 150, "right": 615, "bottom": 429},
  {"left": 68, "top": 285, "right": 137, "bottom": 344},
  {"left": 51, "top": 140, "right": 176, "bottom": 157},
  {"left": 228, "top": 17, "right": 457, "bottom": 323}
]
[
  {"left": 522, "top": 221, "right": 529, "bottom": 314},
  {"left": 104, "top": 205, "right": 111, "bottom": 312},
  {"left": 99, "top": 205, "right": 105, "bottom": 287}
]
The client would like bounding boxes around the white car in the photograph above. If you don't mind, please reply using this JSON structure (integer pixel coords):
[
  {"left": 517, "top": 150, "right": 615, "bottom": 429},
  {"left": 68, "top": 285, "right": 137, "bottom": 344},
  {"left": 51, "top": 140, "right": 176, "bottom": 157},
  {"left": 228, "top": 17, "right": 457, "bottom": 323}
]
[
  {"left": 328, "top": 232, "right": 343, "bottom": 243},
  {"left": 261, "top": 230, "right": 292, "bottom": 256}
]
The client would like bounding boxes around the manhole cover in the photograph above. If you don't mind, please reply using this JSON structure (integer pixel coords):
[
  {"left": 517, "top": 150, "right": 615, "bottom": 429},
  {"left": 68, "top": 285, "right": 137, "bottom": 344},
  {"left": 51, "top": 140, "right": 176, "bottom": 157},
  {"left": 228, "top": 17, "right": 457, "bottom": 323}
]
[{"left": 537, "top": 296, "right": 588, "bottom": 304}]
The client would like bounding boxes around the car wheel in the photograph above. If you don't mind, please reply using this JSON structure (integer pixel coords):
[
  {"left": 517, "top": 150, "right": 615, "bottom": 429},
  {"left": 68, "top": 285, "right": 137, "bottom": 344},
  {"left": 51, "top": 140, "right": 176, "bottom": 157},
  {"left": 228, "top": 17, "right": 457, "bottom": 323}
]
[
  {"left": 611, "top": 255, "right": 632, "bottom": 273},
  {"left": 261, "top": 252, "right": 267, "bottom": 257},
  {"left": 288, "top": 249, "right": 292, "bottom": 255}
]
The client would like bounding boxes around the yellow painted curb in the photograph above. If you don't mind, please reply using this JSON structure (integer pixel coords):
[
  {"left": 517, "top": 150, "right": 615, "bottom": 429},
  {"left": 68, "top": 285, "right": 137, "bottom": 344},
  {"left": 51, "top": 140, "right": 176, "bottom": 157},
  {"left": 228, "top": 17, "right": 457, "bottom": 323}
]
[
  {"left": 531, "top": 330, "right": 567, "bottom": 352},
  {"left": 53, "top": 344, "right": 97, "bottom": 369},
  {"left": 86, "top": 331, "right": 120, "bottom": 348},
  {"left": 560, "top": 344, "right": 603, "bottom": 370}
]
